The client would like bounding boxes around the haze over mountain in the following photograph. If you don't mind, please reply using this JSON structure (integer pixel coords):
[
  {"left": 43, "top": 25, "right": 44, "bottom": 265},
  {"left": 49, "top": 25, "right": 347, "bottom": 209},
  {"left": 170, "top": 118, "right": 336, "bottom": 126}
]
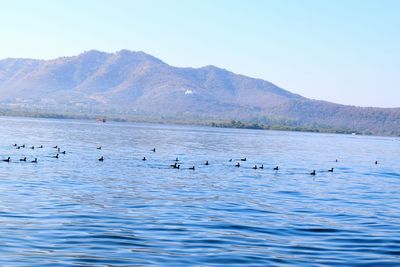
[{"left": 0, "top": 50, "right": 399, "bottom": 135}]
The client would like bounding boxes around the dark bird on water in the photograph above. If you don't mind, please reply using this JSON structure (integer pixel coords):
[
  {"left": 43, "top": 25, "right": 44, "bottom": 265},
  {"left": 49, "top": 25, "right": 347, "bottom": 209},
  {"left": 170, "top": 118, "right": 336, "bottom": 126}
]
[
  {"left": 241, "top": 158, "right": 247, "bottom": 161},
  {"left": 335, "top": 159, "right": 338, "bottom": 162},
  {"left": 189, "top": 166, "right": 195, "bottom": 170},
  {"left": 375, "top": 161, "right": 378, "bottom": 165},
  {"left": 38, "top": 145, "right": 43, "bottom": 148},
  {"left": 253, "top": 165, "right": 258, "bottom": 170},
  {"left": 273, "top": 166, "right": 279, "bottom": 171},
  {"left": 98, "top": 156, "right": 104, "bottom": 161},
  {"left": 235, "top": 162, "right": 240, "bottom": 167},
  {"left": 229, "top": 159, "right": 232, "bottom": 162},
  {"left": 30, "top": 146, "right": 34, "bottom": 149},
  {"left": 260, "top": 164, "right": 264, "bottom": 169},
  {"left": 310, "top": 170, "right": 316, "bottom": 176},
  {"left": 170, "top": 162, "right": 178, "bottom": 168},
  {"left": 142, "top": 157, "right": 147, "bottom": 161},
  {"left": 31, "top": 158, "right": 37, "bottom": 163},
  {"left": 53, "top": 145, "right": 58, "bottom": 149},
  {"left": 3, "top": 157, "right": 10, "bottom": 162},
  {"left": 97, "top": 146, "right": 102, "bottom": 150},
  {"left": 13, "top": 144, "right": 17, "bottom": 147},
  {"left": 174, "top": 157, "right": 179, "bottom": 162},
  {"left": 60, "top": 151, "right": 66, "bottom": 154},
  {"left": 53, "top": 154, "right": 59, "bottom": 159},
  {"left": 205, "top": 160, "right": 209, "bottom": 165},
  {"left": 21, "top": 144, "right": 25, "bottom": 148},
  {"left": 328, "top": 168, "right": 334, "bottom": 172},
  {"left": 152, "top": 148, "right": 156, "bottom": 152},
  {"left": 20, "top": 157, "right": 26, "bottom": 162}
]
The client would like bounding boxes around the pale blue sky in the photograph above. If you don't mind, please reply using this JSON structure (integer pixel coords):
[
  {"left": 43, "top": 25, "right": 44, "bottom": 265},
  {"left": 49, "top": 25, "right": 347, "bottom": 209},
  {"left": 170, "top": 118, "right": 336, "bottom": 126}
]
[{"left": 0, "top": 0, "right": 399, "bottom": 107}]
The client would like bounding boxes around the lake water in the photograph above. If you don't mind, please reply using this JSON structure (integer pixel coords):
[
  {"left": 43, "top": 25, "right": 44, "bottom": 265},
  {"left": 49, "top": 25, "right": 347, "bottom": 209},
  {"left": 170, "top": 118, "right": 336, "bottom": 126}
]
[{"left": 0, "top": 116, "right": 399, "bottom": 266}]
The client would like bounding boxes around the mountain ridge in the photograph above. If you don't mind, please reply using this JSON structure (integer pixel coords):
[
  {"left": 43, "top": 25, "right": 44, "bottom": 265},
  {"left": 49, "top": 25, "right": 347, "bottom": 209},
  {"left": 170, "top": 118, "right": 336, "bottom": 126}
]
[{"left": 0, "top": 50, "right": 399, "bottom": 136}]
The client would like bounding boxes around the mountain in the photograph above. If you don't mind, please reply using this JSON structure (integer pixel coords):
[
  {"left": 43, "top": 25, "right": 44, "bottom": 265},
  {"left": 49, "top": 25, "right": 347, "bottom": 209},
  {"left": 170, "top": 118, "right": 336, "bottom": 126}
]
[{"left": 0, "top": 50, "right": 399, "bottom": 136}]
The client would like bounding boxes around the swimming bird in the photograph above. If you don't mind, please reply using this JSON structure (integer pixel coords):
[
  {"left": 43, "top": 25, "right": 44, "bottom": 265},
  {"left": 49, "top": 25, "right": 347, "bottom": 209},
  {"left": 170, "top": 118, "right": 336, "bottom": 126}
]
[
  {"left": 97, "top": 146, "right": 102, "bottom": 150},
  {"left": 229, "top": 159, "right": 232, "bottom": 162},
  {"left": 53, "top": 145, "right": 58, "bottom": 149},
  {"left": 19, "top": 157, "right": 26, "bottom": 162},
  {"left": 60, "top": 151, "right": 66, "bottom": 154},
  {"left": 273, "top": 166, "right": 279, "bottom": 171},
  {"left": 260, "top": 164, "right": 264, "bottom": 169},
  {"left": 98, "top": 156, "right": 104, "bottom": 161},
  {"left": 328, "top": 168, "right": 334, "bottom": 172},
  {"left": 189, "top": 166, "right": 195, "bottom": 170},
  {"left": 174, "top": 157, "right": 179, "bottom": 162},
  {"left": 30, "top": 146, "right": 34, "bottom": 149},
  {"left": 16, "top": 146, "right": 21, "bottom": 149},
  {"left": 3, "top": 157, "right": 10, "bottom": 162},
  {"left": 31, "top": 158, "right": 37, "bottom": 163},
  {"left": 13, "top": 144, "right": 17, "bottom": 147},
  {"left": 142, "top": 157, "right": 147, "bottom": 161},
  {"left": 235, "top": 162, "right": 240, "bottom": 167},
  {"left": 310, "top": 170, "right": 316, "bottom": 176},
  {"left": 38, "top": 145, "right": 43, "bottom": 148},
  {"left": 21, "top": 144, "right": 25, "bottom": 148},
  {"left": 204, "top": 160, "right": 209, "bottom": 165},
  {"left": 375, "top": 161, "right": 378, "bottom": 165},
  {"left": 152, "top": 148, "right": 156, "bottom": 152},
  {"left": 53, "top": 154, "right": 59, "bottom": 159},
  {"left": 175, "top": 165, "right": 180, "bottom": 169},
  {"left": 170, "top": 162, "right": 178, "bottom": 168},
  {"left": 241, "top": 158, "right": 247, "bottom": 161},
  {"left": 57, "top": 148, "right": 61, "bottom": 152},
  {"left": 252, "top": 165, "right": 258, "bottom": 170},
  {"left": 335, "top": 159, "right": 338, "bottom": 162}
]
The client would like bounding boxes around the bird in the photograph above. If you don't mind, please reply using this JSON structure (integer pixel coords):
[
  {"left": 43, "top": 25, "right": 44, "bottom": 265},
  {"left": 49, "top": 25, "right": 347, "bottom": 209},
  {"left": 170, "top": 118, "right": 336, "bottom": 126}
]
[
  {"left": 310, "top": 170, "right": 316, "bottom": 176},
  {"left": 235, "top": 162, "right": 240, "bottom": 167},
  {"left": 57, "top": 148, "right": 60, "bottom": 152},
  {"left": 16, "top": 146, "right": 21, "bottom": 149},
  {"left": 31, "top": 158, "right": 37, "bottom": 163},
  {"left": 60, "top": 151, "right": 66, "bottom": 154},
  {"left": 53, "top": 145, "right": 58, "bottom": 149},
  {"left": 3, "top": 157, "right": 11, "bottom": 162},
  {"left": 174, "top": 157, "right": 179, "bottom": 162},
  {"left": 175, "top": 165, "right": 180, "bottom": 169},
  {"left": 170, "top": 162, "right": 178, "bottom": 168},
  {"left": 19, "top": 157, "right": 26, "bottom": 162},
  {"left": 97, "top": 146, "right": 102, "bottom": 150},
  {"left": 189, "top": 166, "right": 195, "bottom": 170},
  {"left": 335, "top": 159, "right": 338, "bottom": 162},
  {"left": 142, "top": 157, "right": 147, "bottom": 161},
  {"left": 229, "top": 159, "right": 232, "bottom": 162},
  {"left": 260, "top": 164, "right": 264, "bottom": 169},
  {"left": 252, "top": 165, "right": 258, "bottom": 170},
  {"left": 328, "top": 168, "right": 334, "bottom": 172},
  {"left": 38, "top": 145, "right": 43, "bottom": 148},
  {"left": 273, "top": 166, "right": 279, "bottom": 171},
  {"left": 204, "top": 160, "right": 209, "bottom": 165},
  {"left": 53, "top": 154, "right": 59, "bottom": 159},
  {"left": 152, "top": 148, "right": 156, "bottom": 152},
  {"left": 375, "top": 161, "right": 378, "bottom": 165},
  {"left": 30, "top": 146, "right": 34, "bottom": 149},
  {"left": 21, "top": 144, "right": 25, "bottom": 148},
  {"left": 98, "top": 156, "right": 104, "bottom": 161},
  {"left": 13, "top": 144, "right": 17, "bottom": 147},
  {"left": 241, "top": 158, "right": 247, "bottom": 161}
]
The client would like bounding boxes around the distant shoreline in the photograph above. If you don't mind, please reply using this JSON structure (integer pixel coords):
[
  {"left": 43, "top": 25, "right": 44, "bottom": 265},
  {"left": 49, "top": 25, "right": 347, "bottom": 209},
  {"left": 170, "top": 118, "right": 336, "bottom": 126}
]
[{"left": 0, "top": 109, "right": 392, "bottom": 137}]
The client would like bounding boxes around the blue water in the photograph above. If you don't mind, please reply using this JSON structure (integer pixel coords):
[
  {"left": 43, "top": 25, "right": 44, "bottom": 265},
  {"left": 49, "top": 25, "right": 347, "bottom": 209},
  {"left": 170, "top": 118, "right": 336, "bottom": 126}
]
[{"left": 0, "top": 116, "right": 399, "bottom": 266}]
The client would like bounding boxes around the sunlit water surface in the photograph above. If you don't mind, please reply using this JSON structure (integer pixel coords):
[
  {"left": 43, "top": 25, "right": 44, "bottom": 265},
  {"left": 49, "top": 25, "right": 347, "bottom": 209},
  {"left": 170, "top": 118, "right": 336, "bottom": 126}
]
[{"left": 0, "top": 117, "right": 399, "bottom": 266}]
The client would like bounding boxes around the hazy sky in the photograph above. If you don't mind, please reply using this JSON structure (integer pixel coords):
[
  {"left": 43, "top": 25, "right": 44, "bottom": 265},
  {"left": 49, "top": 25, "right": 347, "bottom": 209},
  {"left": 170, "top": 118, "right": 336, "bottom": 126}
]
[{"left": 0, "top": 0, "right": 399, "bottom": 107}]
